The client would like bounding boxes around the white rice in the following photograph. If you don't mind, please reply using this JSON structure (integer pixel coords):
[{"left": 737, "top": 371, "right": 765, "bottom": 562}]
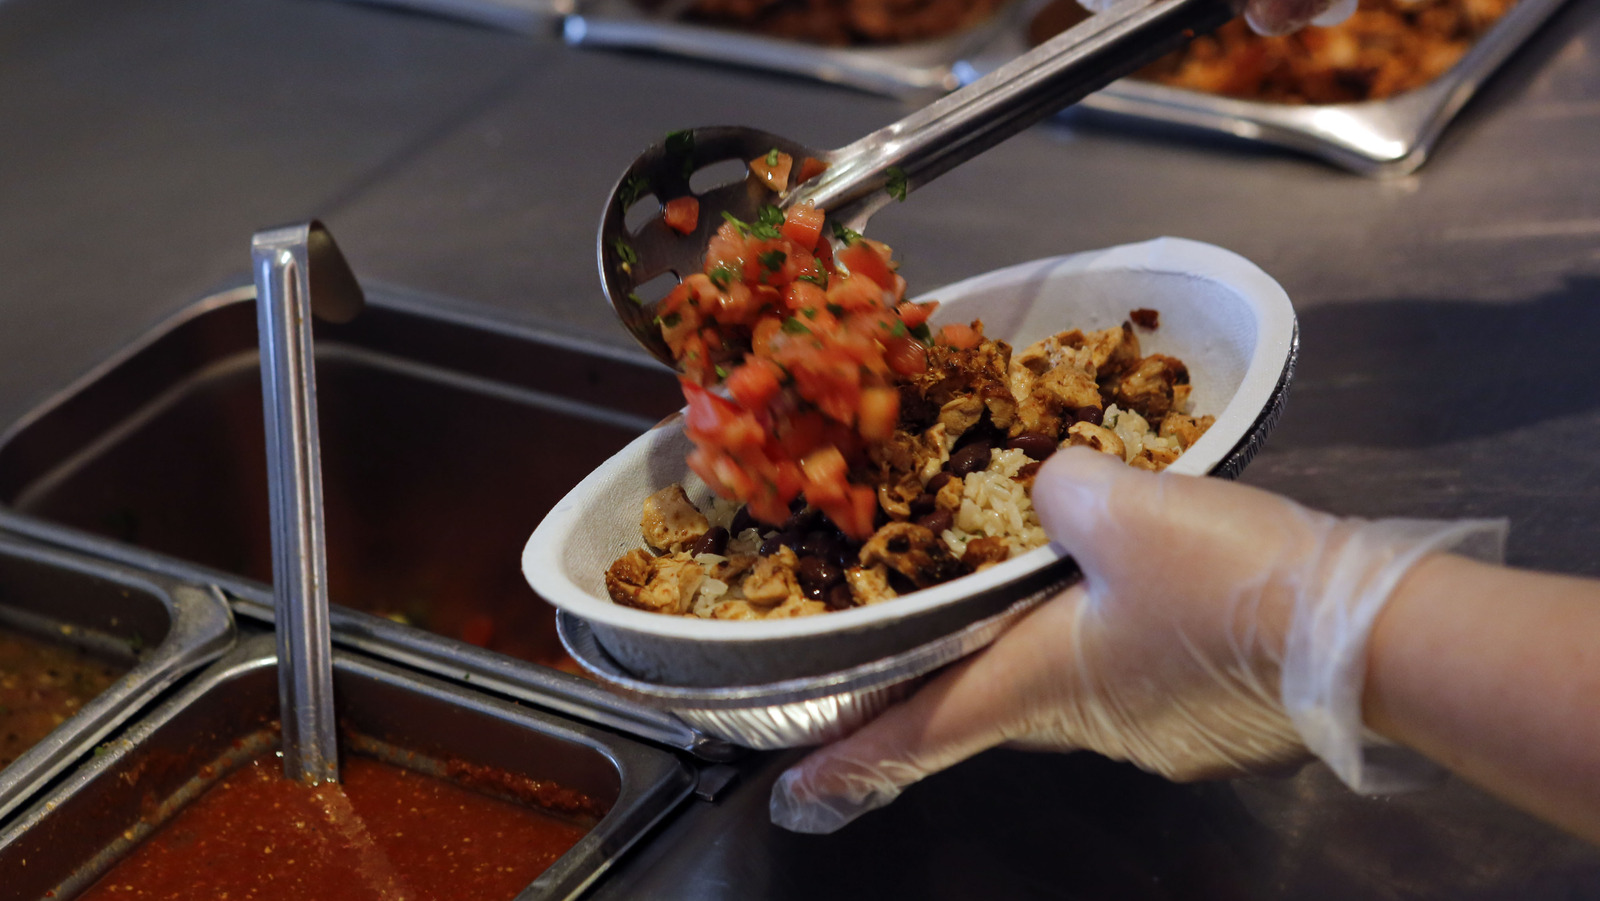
[
  {"left": 940, "top": 447, "right": 1049, "bottom": 557},
  {"left": 1103, "top": 404, "right": 1182, "bottom": 463}
]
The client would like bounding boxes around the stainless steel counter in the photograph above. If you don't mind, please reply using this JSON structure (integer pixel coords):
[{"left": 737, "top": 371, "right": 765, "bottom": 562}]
[{"left": 2, "top": 0, "right": 1599, "bottom": 895}]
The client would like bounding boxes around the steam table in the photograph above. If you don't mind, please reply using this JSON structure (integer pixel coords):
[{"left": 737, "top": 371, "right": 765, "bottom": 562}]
[{"left": 1, "top": 0, "right": 1598, "bottom": 896}]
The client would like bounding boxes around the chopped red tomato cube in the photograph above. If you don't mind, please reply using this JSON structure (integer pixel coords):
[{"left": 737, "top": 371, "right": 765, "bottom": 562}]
[
  {"left": 781, "top": 201, "right": 825, "bottom": 252},
  {"left": 748, "top": 150, "right": 793, "bottom": 193},
  {"left": 663, "top": 197, "right": 698, "bottom": 235}
]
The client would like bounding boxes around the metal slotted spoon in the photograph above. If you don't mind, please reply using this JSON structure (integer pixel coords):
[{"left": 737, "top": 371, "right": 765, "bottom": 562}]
[{"left": 599, "top": 0, "right": 1236, "bottom": 368}]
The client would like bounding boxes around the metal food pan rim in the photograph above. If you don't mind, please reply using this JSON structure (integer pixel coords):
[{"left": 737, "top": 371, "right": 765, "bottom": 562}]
[
  {"left": 562, "top": 0, "right": 1030, "bottom": 95},
  {"left": 558, "top": 582, "right": 1060, "bottom": 709},
  {"left": 0, "top": 532, "right": 235, "bottom": 824},
  {"left": 0, "top": 279, "right": 731, "bottom": 760},
  {"left": 0, "top": 633, "right": 697, "bottom": 901},
  {"left": 970, "top": 0, "right": 1578, "bottom": 174},
  {"left": 0, "top": 511, "right": 733, "bottom": 759}
]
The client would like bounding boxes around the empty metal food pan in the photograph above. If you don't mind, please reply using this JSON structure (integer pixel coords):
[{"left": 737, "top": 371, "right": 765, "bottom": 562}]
[
  {"left": 0, "top": 634, "right": 697, "bottom": 900},
  {"left": 0, "top": 285, "right": 732, "bottom": 759},
  {"left": 0, "top": 532, "right": 233, "bottom": 824}
]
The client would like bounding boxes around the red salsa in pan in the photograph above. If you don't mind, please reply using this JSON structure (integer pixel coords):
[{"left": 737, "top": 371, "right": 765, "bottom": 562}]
[
  {"left": 78, "top": 754, "right": 596, "bottom": 901},
  {"left": 0, "top": 627, "right": 124, "bottom": 769}
]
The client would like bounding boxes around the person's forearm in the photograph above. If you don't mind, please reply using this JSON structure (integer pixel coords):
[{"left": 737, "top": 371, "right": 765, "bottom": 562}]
[{"left": 1363, "top": 554, "right": 1600, "bottom": 842}]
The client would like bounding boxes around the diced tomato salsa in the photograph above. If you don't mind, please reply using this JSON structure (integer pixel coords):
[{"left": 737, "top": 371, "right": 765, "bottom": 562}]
[{"left": 655, "top": 150, "right": 948, "bottom": 539}]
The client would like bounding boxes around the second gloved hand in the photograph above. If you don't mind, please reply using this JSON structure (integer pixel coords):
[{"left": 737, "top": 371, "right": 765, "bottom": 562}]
[{"left": 770, "top": 447, "right": 1501, "bottom": 834}]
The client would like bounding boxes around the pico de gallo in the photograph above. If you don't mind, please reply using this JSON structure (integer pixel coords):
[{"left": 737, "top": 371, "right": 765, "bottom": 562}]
[{"left": 652, "top": 150, "right": 976, "bottom": 539}]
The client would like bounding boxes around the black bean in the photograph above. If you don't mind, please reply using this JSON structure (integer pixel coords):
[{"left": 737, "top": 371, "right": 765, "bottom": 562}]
[
  {"left": 916, "top": 509, "right": 953, "bottom": 534},
  {"left": 834, "top": 543, "right": 860, "bottom": 570},
  {"left": 783, "top": 506, "right": 821, "bottom": 534},
  {"left": 687, "top": 526, "right": 729, "bottom": 556},
  {"left": 759, "top": 533, "right": 786, "bottom": 556},
  {"left": 909, "top": 493, "right": 937, "bottom": 518},
  {"left": 797, "top": 556, "right": 843, "bottom": 599},
  {"left": 948, "top": 440, "right": 993, "bottom": 477},
  {"left": 798, "top": 530, "right": 834, "bottom": 559},
  {"left": 925, "top": 471, "right": 954, "bottom": 494},
  {"left": 729, "top": 506, "right": 756, "bottom": 536},
  {"left": 825, "top": 584, "right": 855, "bottom": 611},
  {"left": 1007, "top": 432, "right": 1057, "bottom": 461},
  {"left": 1074, "top": 405, "right": 1104, "bottom": 426}
]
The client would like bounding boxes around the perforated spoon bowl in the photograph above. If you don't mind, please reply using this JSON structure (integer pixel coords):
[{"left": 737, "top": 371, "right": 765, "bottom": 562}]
[{"left": 599, "top": 0, "right": 1236, "bottom": 368}]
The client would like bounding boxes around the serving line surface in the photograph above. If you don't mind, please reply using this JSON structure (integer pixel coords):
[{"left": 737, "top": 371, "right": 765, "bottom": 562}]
[{"left": 2, "top": 0, "right": 1600, "bottom": 896}]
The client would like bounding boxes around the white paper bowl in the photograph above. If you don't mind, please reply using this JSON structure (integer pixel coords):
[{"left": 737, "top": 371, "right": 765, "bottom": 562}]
[{"left": 524, "top": 237, "right": 1297, "bottom": 687}]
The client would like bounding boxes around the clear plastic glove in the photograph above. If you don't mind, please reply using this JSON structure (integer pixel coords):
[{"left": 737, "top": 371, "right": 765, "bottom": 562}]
[
  {"left": 771, "top": 447, "right": 1504, "bottom": 834},
  {"left": 1074, "top": 0, "right": 1358, "bottom": 37}
]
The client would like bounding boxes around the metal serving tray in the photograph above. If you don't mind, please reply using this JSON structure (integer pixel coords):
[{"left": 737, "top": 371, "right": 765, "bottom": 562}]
[
  {"left": 965, "top": 0, "right": 1576, "bottom": 175},
  {"left": 562, "top": 0, "right": 1026, "bottom": 95},
  {"left": 0, "top": 533, "right": 233, "bottom": 824},
  {"left": 566, "top": 0, "right": 1568, "bottom": 173},
  {"left": 0, "top": 635, "right": 696, "bottom": 900},
  {"left": 0, "top": 285, "right": 733, "bottom": 759}
]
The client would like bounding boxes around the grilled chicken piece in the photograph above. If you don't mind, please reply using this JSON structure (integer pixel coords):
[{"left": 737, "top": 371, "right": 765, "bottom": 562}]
[
  {"left": 937, "top": 396, "right": 985, "bottom": 442},
  {"left": 845, "top": 564, "right": 897, "bottom": 605},
  {"left": 610, "top": 552, "right": 704, "bottom": 616},
  {"left": 640, "top": 484, "right": 711, "bottom": 553},
  {"left": 766, "top": 595, "right": 829, "bottom": 618},
  {"left": 961, "top": 536, "right": 1010, "bottom": 569},
  {"left": 708, "top": 599, "right": 762, "bottom": 620},
  {"left": 902, "top": 331, "right": 1015, "bottom": 432},
  {"left": 1132, "top": 444, "right": 1181, "bottom": 471},
  {"left": 860, "top": 522, "right": 970, "bottom": 589},
  {"left": 868, "top": 425, "right": 950, "bottom": 488},
  {"left": 705, "top": 554, "right": 756, "bottom": 584},
  {"left": 1068, "top": 324, "right": 1141, "bottom": 376},
  {"left": 1066, "top": 422, "right": 1126, "bottom": 459},
  {"left": 934, "top": 474, "right": 965, "bottom": 512},
  {"left": 604, "top": 549, "right": 654, "bottom": 607},
  {"left": 1013, "top": 364, "right": 1103, "bottom": 439},
  {"left": 1107, "top": 354, "right": 1190, "bottom": 422},
  {"left": 741, "top": 546, "right": 804, "bottom": 606},
  {"left": 1158, "top": 412, "right": 1215, "bottom": 448}
]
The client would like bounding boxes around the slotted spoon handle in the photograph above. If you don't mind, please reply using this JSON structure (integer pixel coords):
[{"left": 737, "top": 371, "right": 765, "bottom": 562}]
[
  {"left": 791, "top": 0, "right": 1236, "bottom": 225},
  {"left": 252, "top": 221, "right": 365, "bottom": 786}
]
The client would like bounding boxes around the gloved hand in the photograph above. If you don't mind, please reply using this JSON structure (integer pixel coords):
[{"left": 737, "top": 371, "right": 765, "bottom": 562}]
[
  {"left": 770, "top": 447, "right": 1504, "bottom": 834},
  {"left": 1075, "top": 0, "right": 1358, "bottom": 37}
]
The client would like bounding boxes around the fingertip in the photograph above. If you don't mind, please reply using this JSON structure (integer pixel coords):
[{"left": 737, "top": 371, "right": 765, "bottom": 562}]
[
  {"left": 768, "top": 753, "right": 901, "bottom": 834},
  {"left": 1033, "top": 447, "right": 1125, "bottom": 537}
]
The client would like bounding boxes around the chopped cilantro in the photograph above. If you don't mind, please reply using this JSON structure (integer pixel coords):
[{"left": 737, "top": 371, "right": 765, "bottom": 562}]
[
  {"left": 765, "top": 148, "right": 781, "bottom": 167},
  {"left": 612, "top": 238, "right": 638, "bottom": 269},
  {"left": 655, "top": 312, "right": 682, "bottom": 329},
  {"left": 665, "top": 129, "right": 696, "bottom": 178},
  {"left": 911, "top": 323, "right": 932, "bottom": 342},
  {"left": 627, "top": 292, "right": 645, "bottom": 307},
  {"left": 781, "top": 317, "right": 812, "bottom": 335},
  {"left": 801, "top": 307, "right": 817, "bottom": 319},
  {"left": 798, "top": 271, "right": 828, "bottom": 288},
  {"left": 723, "top": 209, "right": 782, "bottom": 240},
  {"left": 829, "top": 220, "right": 862, "bottom": 244},
  {"left": 617, "top": 174, "right": 650, "bottom": 210},
  {"left": 758, "top": 205, "right": 786, "bottom": 228},
  {"left": 825, "top": 303, "right": 844, "bottom": 317},
  {"left": 758, "top": 249, "right": 787, "bottom": 271},
  {"left": 884, "top": 166, "right": 908, "bottom": 202},
  {"left": 708, "top": 266, "right": 732, "bottom": 289},
  {"left": 890, "top": 320, "right": 908, "bottom": 337},
  {"left": 715, "top": 364, "right": 729, "bottom": 379}
]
